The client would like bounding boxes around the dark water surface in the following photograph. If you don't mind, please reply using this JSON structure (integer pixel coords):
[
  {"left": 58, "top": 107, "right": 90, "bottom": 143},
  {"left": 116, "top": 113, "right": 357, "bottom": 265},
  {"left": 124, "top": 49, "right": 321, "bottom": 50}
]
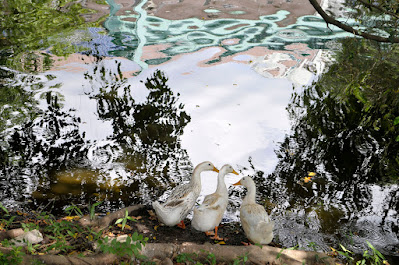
[{"left": 0, "top": 0, "right": 398, "bottom": 261}]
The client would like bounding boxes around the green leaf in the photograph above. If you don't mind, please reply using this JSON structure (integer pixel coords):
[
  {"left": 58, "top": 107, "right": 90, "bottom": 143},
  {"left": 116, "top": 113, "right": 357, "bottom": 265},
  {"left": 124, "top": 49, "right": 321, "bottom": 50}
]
[
  {"left": 340, "top": 244, "right": 352, "bottom": 253},
  {"left": 394, "top": 117, "right": 399, "bottom": 126},
  {"left": 0, "top": 203, "right": 9, "bottom": 215}
]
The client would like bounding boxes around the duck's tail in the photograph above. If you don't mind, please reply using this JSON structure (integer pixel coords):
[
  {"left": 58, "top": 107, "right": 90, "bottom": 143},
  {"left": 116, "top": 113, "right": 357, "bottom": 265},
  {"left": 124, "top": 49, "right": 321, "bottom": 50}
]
[
  {"left": 152, "top": 201, "right": 179, "bottom": 226},
  {"left": 258, "top": 220, "right": 274, "bottom": 244},
  {"left": 152, "top": 201, "right": 163, "bottom": 220},
  {"left": 259, "top": 220, "right": 274, "bottom": 233},
  {"left": 152, "top": 201, "right": 161, "bottom": 210}
]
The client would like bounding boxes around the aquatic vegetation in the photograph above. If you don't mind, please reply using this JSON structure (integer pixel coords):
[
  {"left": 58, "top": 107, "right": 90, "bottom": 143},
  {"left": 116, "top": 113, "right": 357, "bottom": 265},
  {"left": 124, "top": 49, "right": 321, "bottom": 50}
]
[{"left": 0, "top": 0, "right": 107, "bottom": 71}]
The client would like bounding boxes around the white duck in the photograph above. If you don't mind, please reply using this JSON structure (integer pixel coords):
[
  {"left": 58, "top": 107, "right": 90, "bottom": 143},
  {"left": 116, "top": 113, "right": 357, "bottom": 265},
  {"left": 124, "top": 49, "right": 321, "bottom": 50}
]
[
  {"left": 152, "top": 161, "right": 219, "bottom": 229},
  {"left": 233, "top": 176, "right": 274, "bottom": 245},
  {"left": 191, "top": 164, "right": 239, "bottom": 240}
]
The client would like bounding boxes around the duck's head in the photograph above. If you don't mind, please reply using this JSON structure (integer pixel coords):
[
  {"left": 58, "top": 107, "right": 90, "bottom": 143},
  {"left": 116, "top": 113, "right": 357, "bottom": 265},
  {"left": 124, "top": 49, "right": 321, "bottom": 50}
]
[
  {"left": 220, "top": 164, "right": 239, "bottom": 176},
  {"left": 233, "top": 176, "right": 255, "bottom": 188},
  {"left": 196, "top": 161, "right": 219, "bottom": 173}
]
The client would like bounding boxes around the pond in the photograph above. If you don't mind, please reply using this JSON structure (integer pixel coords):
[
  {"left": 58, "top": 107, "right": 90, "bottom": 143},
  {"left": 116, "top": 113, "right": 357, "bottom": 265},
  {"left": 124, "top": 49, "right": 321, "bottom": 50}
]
[{"left": 1, "top": 0, "right": 398, "bottom": 262}]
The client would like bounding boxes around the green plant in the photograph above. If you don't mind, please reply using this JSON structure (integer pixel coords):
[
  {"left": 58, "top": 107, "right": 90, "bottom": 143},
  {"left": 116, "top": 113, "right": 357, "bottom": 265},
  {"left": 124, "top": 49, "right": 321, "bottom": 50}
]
[
  {"left": 97, "top": 232, "right": 148, "bottom": 260},
  {"left": 336, "top": 241, "right": 387, "bottom": 265},
  {"left": 0, "top": 246, "right": 25, "bottom": 264},
  {"left": 0, "top": 216, "right": 16, "bottom": 230},
  {"left": 88, "top": 201, "right": 102, "bottom": 220},
  {"left": 0, "top": 239, "right": 13, "bottom": 247},
  {"left": 200, "top": 250, "right": 216, "bottom": 265},
  {"left": 359, "top": 241, "right": 386, "bottom": 265},
  {"left": 175, "top": 252, "right": 201, "bottom": 264},
  {"left": 232, "top": 252, "right": 249, "bottom": 265},
  {"left": 42, "top": 218, "right": 101, "bottom": 254},
  {"left": 0, "top": 203, "right": 9, "bottom": 215},
  {"left": 307, "top": 241, "right": 318, "bottom": 252},
  {"left": 336, "top": 244, "right": 355, "bottom": 262},
  {"left": 344, "top": 230, "right": 355, "bottom": 245},
  {"left": 25, "top": 240, "right": 41, "bottom": 255},
  {"left": 394, "top": 116, "right": 399, "bottom": 141},
  {"left": 205, "top": 252, "right": 216, "bottom": 265},
  {"left": 115, "top": 210, "right": 136, "bottom": 230},
  {"left": 31, "top": 259, "right": 46, "bottom": 265},
  {"left": 21, "top": 222, "right": 39, "bottom": 232},
  {"left": 276, "top": 245, "right": 299, "bottom": 261},
  {"left": 64, "top": 203, "right": 83, "bottom": 217}
]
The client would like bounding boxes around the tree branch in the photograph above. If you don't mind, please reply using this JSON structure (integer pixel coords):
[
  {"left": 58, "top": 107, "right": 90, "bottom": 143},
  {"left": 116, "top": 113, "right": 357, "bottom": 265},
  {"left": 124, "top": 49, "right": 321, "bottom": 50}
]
[{"left": 308, "top": 0, "right": 399, "bottom": 43}]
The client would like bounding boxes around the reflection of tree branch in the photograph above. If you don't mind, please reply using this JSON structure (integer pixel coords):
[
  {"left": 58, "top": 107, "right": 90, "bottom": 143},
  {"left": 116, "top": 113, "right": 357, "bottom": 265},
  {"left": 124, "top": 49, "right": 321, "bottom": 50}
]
[
  {"left": 308, "top": 0, "right": 399, "bottom": 43},
  {"left": 358, "top": 0, "right": 399, "bottom": 19}
]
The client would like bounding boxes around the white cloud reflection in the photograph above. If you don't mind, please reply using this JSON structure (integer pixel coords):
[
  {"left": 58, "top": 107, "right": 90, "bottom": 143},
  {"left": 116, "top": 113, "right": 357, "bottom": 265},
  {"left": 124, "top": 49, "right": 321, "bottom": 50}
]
[{"left": 128, "top": 47, "right": 294, "bottom": 194}]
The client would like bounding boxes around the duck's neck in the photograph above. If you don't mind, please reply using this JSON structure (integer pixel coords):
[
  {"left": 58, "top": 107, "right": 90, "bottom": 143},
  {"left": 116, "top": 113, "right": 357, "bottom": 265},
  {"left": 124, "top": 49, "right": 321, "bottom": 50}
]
[
  {"left": 243, "top": 183, "right": 257, "bottom": 205},
  {"left": 189, "top": 166, "right": 202, "bottom": 188},
  {"left": 215, "top": 171, "right": 227, "bottom": 194}
]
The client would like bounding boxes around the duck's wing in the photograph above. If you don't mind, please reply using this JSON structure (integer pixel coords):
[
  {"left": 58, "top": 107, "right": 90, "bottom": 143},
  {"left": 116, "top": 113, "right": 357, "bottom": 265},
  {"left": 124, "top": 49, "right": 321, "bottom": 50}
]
[
  {"left": 241, "top": 204, "right": 270, "bottom": 226},
  {"left": 198, "top": 193, "right": 221, "bottom": 210},
  {"left": 163, "top": 183, "right": 195, "bottom": 207},
  {"left": 166, "top": 183, "right": 190, "bottom": 200}
]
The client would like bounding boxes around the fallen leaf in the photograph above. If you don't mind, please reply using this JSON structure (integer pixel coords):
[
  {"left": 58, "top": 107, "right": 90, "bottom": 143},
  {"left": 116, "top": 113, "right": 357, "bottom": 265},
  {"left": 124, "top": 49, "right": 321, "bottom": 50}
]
[
  {"left": 147, "top": 210, "right": 157, "bottom": 220},
  {"left": 217, "top": 241, "right": 226, "bottom": 245},
  {"left": 133, "top": 216, "right": 142, "bottom": 220},
  {"left": 304, "top": 176, "right": 313, "bottom": 183},
  {"left": 154, "top": 225, "right": 159, "bottom": 231},
  {"left": 117, "top": 224, "right": 132, "bottom": 230},
  {"left": 308, "top": 172, "right": 316, "bottom": 177},
  {"left": 63, "top": 216, "right": 80, "bottom": 221}
]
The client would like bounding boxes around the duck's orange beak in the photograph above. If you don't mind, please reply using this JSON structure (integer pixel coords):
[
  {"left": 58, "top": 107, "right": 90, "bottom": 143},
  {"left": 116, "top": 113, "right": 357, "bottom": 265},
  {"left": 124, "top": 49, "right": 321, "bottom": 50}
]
[
  {"left": 232, "top": 169, "right": 239, "bottom": 175},
  {"left": 213, "top": 167, "right": 219, "bottom": 173},
  {"left": 233, "top": 180, "right": 241, "bottom": 186}
]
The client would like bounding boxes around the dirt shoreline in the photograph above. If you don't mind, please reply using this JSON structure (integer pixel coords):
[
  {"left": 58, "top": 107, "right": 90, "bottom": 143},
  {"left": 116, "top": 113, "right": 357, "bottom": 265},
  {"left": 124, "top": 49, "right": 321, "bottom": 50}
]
[{"left": 0, "top": 205, "right": 338, "bottom": 264}]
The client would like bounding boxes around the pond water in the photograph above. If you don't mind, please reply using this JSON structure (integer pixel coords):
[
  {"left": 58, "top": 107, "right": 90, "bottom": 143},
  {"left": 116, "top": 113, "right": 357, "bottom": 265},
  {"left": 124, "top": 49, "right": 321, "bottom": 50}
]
[{"left": 0, "top": 0, "right": 398, "bottom": 261}]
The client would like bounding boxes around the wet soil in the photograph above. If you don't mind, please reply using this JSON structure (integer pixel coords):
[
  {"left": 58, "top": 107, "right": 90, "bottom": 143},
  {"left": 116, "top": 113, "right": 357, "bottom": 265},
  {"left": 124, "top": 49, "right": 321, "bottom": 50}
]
[{"left": 1, "top": 205, "right": 276, "bottom": 248}]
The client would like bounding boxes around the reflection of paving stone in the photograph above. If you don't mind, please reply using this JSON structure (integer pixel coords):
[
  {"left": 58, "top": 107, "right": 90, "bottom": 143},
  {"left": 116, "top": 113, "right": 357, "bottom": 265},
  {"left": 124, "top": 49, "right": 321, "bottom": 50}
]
[{"left": 143, "top": 0, "right": 321, "bottom": 26}]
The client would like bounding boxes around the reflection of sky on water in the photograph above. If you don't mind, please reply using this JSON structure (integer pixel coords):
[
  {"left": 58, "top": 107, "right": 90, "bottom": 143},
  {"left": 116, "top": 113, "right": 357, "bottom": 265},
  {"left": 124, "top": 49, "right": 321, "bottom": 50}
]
[
  {"left": 47, "top": 47, "right": 293, "bottom": 196},
  {"left": 45, "top": 0, "right": 354, "bottom": 197},
  {"left": 130, "top": 48, "right": 293, "bottom": 195}
]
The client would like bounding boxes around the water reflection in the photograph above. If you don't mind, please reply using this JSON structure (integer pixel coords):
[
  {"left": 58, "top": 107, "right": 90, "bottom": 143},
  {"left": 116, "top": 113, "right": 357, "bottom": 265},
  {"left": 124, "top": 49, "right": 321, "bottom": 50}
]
[
  {"left": 0, "top": 59, "right": 193, "bottom": 211},
  {"left": 105, "top": 4, "right": 351, "bottom": 69},
  {"left": 233, "top": 63, "right": 399, "bottom": 256},
  {"left": 84, "top": 57, "right": 192, "bottom": 198},
  {"left": 0, "top": 0, "right": 107, "bottom": 71},
  {"left": 1, "top": 0, "right": 398, "bottom": 260}
]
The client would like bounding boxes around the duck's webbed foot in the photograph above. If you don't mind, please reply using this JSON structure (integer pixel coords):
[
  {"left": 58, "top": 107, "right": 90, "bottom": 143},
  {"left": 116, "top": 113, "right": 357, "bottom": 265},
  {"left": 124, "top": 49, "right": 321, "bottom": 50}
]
[{"left": 177, "top": 220, "right": 186, "bottom": 229}]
